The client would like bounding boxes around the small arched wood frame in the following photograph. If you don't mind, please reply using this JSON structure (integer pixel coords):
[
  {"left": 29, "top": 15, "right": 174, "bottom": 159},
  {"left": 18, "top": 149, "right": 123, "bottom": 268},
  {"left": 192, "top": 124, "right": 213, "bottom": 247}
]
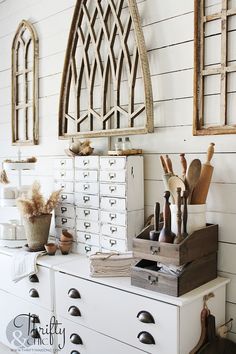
[{"left": 12, "top": 20, "right": 39, "bottom": 145}]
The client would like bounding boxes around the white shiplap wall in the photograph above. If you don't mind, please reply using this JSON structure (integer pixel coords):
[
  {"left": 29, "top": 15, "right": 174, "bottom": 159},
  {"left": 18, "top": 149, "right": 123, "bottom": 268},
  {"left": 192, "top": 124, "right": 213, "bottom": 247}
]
[{"left": 0, "top": 0, "right": 236, "bottom": 340}]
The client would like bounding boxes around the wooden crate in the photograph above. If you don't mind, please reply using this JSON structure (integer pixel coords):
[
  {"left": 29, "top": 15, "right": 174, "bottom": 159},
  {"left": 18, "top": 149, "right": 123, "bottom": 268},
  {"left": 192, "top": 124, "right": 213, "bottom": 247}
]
[
  {"left": 131, "top": 253, "right": 217, "bottom": 297},
  {"left": 133, "top": 224, "right": 218, "bottom": 266}
]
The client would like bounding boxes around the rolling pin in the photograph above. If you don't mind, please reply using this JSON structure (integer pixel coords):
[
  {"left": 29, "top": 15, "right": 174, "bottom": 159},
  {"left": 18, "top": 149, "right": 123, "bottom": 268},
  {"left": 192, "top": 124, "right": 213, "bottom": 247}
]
[{"left": 191, "top": 143, "right": 215, "bottom": 204}]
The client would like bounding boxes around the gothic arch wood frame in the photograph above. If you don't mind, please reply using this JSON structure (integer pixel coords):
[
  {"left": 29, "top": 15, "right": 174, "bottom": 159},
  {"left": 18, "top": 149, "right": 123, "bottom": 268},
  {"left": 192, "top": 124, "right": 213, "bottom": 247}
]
[
  {"left": 12, "top": 19, "right": 39, "bottom": 145},
  {"left": 59, "top": 0, "right": 154, "bottom": 139}
]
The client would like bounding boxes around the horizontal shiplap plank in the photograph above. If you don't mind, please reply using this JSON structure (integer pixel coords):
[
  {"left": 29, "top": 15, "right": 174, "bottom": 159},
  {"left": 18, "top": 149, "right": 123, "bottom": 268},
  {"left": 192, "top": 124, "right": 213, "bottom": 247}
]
[
  {"left": 207, "top": 212, "right": 236, "bottom": 244},
  {"left": 219, "top": 271, "right": 236, "bottom": 304},
  {"left": 218, "top": 243, "right": 236, "bottom": 273}
]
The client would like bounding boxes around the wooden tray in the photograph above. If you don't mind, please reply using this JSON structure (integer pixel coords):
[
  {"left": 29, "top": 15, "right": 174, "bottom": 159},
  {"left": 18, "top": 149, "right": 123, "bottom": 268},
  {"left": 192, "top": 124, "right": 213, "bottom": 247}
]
[
  {"left": 108, "top": 149, "right": 142, "bottom": 156},
  {"left": 133, "top": 224, "right": 218, "bottom": 266}
]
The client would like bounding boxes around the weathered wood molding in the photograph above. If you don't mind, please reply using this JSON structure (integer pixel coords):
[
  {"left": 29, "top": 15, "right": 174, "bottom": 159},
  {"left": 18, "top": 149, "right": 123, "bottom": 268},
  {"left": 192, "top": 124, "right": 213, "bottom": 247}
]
[{"left": 59, "top": 0, "right": 153, "bottom": 139}]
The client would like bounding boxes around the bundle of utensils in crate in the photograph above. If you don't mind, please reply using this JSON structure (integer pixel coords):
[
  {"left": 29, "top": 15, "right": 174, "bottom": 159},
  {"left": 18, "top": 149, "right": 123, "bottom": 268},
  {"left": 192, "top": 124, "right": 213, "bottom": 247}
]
[{"left": 131, "top": 143, "right": 218, "bottom": 297}]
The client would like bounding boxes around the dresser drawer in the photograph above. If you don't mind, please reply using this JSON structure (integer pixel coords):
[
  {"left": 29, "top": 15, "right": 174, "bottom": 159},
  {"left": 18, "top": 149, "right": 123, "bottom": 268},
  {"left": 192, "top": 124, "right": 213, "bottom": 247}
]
[
  {"left": 76, "top": 243, "right": 100, "bottom": 256},
  {"left": 75, "top": 193, "right": 99, "bottom": 208},
  {"left": 100, "top": 183, "right": 126, "bottom": 197},
  {"left": 54, "top": 170, "right": 74, "bottom": 181},
  {"left": 77, "top": 219, "right": 99, "bottom": 234},
  {"left": 55, "top": 216, "right": 75, "bottom": 229},
  {"left": 54, "top": 181, "right": 74, "bottom": 193},
  {"left": 76, "top": 207, "right": 99, "bottom": 222},
  {"left": 101, "top": 223, "right": 126, "bottom": 239},
  {"left": 100, "top": 210, "right": 126, "bottom": 226},
  {"left": 77, "top": 231, "right": 100, "bottom": 246},
  {"left": 101, "top": 235, "right": 127, "bottom": 252},
  {"left": 75, "top": 170, "right": 98, "bottom": 182},
  {"left": 55, "top": 204, "right": 75, "bottom": 218},
  {"left": 100, "top": 156, "right": 126, "bottom": 170},
  {"left": 100, "top": 170, "right": 126, "bottom": 183},
  {"left": 54, "top": 158, "right": 73, "bottom": 170},
  {"left": 59, "top": 193, "right": 74, "bottom": 204},
  {"left": 55, "top": 272, "right": 178, "bottom": 354},
  {"left": 100, "top": 196, "right": 126, "bottom": 211},
  {"left": 75, "top": 156, "right": 99, "bottom": 170},
  {"left": 55, "top": 227, "right": 76, "bottom": 240},
  {"left": 75, "top": 182, "right": 99, "bottom": 195}
]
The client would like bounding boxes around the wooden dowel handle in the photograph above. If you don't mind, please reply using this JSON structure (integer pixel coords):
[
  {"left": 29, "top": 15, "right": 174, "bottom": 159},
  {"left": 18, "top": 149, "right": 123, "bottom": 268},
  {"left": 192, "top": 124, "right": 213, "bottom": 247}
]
[
  {"left": 165, "top": 155, "right": 173, "bottom": 174},
  {"left": 160, "top": 156, "right": 168, "bottom": 174},
  {"left": 180, "top": 153, "right": 187, "bottom": 177},
  {"left": 206, "top": 143, "right": 215, "bottom": 165}
]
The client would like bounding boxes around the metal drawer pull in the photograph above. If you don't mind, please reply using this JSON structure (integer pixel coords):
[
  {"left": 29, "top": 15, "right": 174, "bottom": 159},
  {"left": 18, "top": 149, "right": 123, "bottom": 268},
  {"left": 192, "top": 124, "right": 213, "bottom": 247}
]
[
  {"left": 62, "top": 218, "right": 68, "bottom": 224},
  {"left": 70, "top": 333, "right": 83, "bottom": 345},
  {"left": 84, "top": 234, "right": 91, "bottom": 241},
  {"left": 60, "top": 171, "right": 65, "bottom": 177},
  {"left": 109, "top": 186, "right": 116, "bottom": 192},
  {"left": 61, "top": 207, "right": 67, "bottom": 213},
  {"left": 61, "top": 195, "right": 67, "bottom": 200},
  {"left": 137, "top": 332, "right": 155, "bottom": 345},
  {"left": 83, "top": 196, "right": 90, "bottom": 203},
  {"left": 109, "top": 159, "right": 116, "bottom": 166},
  {"left": 85, "top": 245, "right": 91, "bottom": 253},
  {"left": 83, "top": 184, "right": 89, "bottom": 190},
  {"left": 68, "top": 288, "right": 81, "bottom": 299},
  {"left": 109, "top": 239, "right": 117, "bottom": 246},
  {"left": 60, "top": 184, "right": 65, "bottom": 189},
  {"left": 110, "top": 226, "right": 117, "bottom": 233},
  {"left": 137, "top": 311, "right": 155, "bottom": 324},
  {"left": 30, "top": 314, "right": 40, "bottom": 324},
  {"left": 109, "top": 173, "right": 116, "bottom": 179},
  {"left": 148, "top": 275, "right": 158, "bottom": 285},
  {"left": 60, "top": 160, "right": 65, "bottom": 166},
  {"left": 83, "top": 172, "right": 89, "bottom": 178},
  {"left": 71, "top": 351, "right": 80, "bottom": 354},
  {"left": 83, "top": 160, "right": 89, "bottom": 166},
  {"left": 84, "top": 210, "right": 90, "bottom": 216},
  {"left": 31, "top": 329, "right": 41, "bottom": 339},
  {"left": 68, "top": 306, "right": 81, "bottom": 317},
  {"left": 29, "top": 274, "right": 39, "bottom": 283},
  {"left": 150, "top": 246, "right": 160, "bottom": 255},
  {"left": 109, "top": 199, "right": 116, "bottom": 206},
  {"left": 109, "top": 213, "right": 116, "bottom": 220},
  {"left": 29, "top": 288, "right": 39, "bottom": 298}
]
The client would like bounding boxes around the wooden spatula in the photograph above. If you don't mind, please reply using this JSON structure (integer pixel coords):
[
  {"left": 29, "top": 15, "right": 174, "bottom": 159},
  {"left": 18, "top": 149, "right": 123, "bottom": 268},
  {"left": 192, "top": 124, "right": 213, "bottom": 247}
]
[
  {"left": 185, "top": 159, "right": 202, "bottom": 204},
  {"left": 191, "top": 143, "right": 215, "bottom": 204},
  {"left": 168, "top": 176, "right": 185, "bottom": 204}
]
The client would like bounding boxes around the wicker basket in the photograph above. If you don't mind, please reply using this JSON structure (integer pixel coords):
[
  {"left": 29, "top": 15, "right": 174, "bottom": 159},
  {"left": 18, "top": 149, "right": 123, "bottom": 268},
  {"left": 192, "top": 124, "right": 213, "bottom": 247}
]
[{"left": 23, "top": 214, "right": 52, "bottom": 251}]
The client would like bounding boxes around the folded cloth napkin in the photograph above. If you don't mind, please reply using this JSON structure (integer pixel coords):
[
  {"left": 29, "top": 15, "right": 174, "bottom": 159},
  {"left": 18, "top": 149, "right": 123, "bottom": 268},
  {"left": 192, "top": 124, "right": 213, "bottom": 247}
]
[
  {"left": 89, "top": 252, "right": 135, "bottom": 277},
  {"left": 12, "top": 250, "right": 46, "bottom": 282},
  {"left": 156, "top": 261, "right": 186, "bottom": 276}
]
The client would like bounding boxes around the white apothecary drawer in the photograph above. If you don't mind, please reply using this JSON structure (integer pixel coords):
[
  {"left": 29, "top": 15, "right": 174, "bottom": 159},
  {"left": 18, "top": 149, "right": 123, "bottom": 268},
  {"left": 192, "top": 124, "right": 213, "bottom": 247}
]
[
  {"left": 54, "top": 158, "right": 73, "bottom": 170},
  {"left": 55, "top": 216, "right": 75, "bottom": 229},
  {"left": 54, "top": 170, "right": 74, "bottom": 181},
  {"left": 101, "top": 235, "right": 127, "bottom": 251},
  {"left": 100, "top": 170, "right": 126, "bottom": 183},
  {"left": 75, "top": 169, "right": 98, "bottom": 182},
  {"left": 75, "top": 193, "right": 99, "bottom": 208},
  {"left": 100, "top": 196, "right": 126, "bottom": 211},
  {"left": 75, "top": 182, "right": 99, "bottom": 195},
  {"left": 76, "top": 242, "right": 100, "bottom": 256},
  {"left": 100, "top": 183, "right": 126, "bottom": 197},
  {"left": 75, "top": 156, "right": 99, "bottom": 170},
  {"left": 77, "top": 231, "right": 100, "bottom": 246},
  {"left": 100, "top": 210, "right": 126, "bottom": 226},
  {"left": 77, "top": 219, "right": 99, "bottom": 234},
  {"left": 101, "top": 223, "right": 126, "bottom": 239},
  {"left": 55, "top": 227, "right": 76, "bottom": 240},
  {"left": 76, "top": 207, "right": 99, "bottom": 221},
  {"left": 59, "top": 193, "right": 74, "bottom": 204},
  {"left": 100, "top": 156, "right": 126, "bottom": 170},
  {"left": 54, "top": 181, "right": 74, "bottom": 193},
  {"left": 55, "top": 272, "right": 179, "bottom": 354},
  {"left": 55, "top": 204, "right": 75, "bottom": 218}
]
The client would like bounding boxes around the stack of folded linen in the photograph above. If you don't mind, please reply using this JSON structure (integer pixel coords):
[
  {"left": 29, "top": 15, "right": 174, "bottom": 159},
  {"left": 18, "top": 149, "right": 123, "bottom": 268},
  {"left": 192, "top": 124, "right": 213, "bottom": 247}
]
[{"left": 90, "top": 252, "right": 135, "bottom": 277}]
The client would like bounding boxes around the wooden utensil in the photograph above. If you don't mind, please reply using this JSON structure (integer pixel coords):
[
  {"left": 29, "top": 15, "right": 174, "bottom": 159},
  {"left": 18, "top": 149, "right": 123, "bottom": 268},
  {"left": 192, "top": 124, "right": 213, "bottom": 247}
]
[
  {"left": 168, "top": 176, "right": 185, "bottom": 204},
  {"left": 182, "top": 190, "right": 189, "bottom": 238},
  {"left": 180, "top": 153, "right": 187, "bottom": 180},
  {"left": 185, "top": 159, "right": 202, "bottom": 204},
  {"left": 191, "top": 143, "right": 215, "bottom": 204},
  {"left": 149, "top": 202, "right": 160, "bottom": 241},
  {"left": 160, "top": 155, "right": 168, "bottom": 174},
  {"left": 174, "top": 187, "right": 184, "bottom": 244},
  {"left": 165, "top": 155, "right": 174, "bottom": 175},
  {"left": 159, "top": 191, "right": 175, "bottom": 243},
  {"left": 160, "top": 155, "right": 174, "bottom": 203}
]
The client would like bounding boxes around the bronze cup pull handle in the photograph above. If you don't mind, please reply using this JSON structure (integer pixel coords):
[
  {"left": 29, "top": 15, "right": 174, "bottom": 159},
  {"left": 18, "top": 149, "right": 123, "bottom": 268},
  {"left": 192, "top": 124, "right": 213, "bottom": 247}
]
[
  {"left": 70, "top": 333, "right": 83, "bottom": 345},
  {"left": 29, "top": 274, "right": 39, "bottom": 283},
  {"left": 68, "top": 288, "right": 81, "bottom": 299},
  {"left": 137, "top": 311, "right": 155, "bottom": 324},
  {"left": 68, "top": 306, "right": 81, "bottom": 317},
  {"left": 31, "top": 328, "right": 40, "bottom": 339},
  {"left": 70, "top": 351, "right": 80, "bottom": 354},
  {"left": 137, "top": 331, "right": 155, "bottom": 345},
  {"left": 29, "top": 288, "right": 39, "bottom": 298}
]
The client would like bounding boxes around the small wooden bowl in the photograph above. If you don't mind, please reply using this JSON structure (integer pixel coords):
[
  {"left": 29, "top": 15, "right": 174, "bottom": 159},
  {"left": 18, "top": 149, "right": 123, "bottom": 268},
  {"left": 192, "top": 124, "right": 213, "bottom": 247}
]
[
  {"left": 59, "top": 242, "right": 72, "bottom": 255},
  {"left": 60, "top": 230, "right": 73, "bottom": 242},
  {"left": 44, "top": 243, "right": 57, "bottom": 256}
]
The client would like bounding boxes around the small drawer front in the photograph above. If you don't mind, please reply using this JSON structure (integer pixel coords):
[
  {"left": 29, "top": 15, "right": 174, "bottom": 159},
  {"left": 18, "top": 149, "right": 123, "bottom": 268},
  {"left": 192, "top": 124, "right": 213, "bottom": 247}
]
[
  {"left": 101, "top": 235, "right": 127, "bottom": 252},
  {"left": 54, "top": 170, "right": 74, "bottom": 181},
  {"left": 76, "top": 242, "right": 100, "bottom": 256},
  {"left": 75, "top": 169, "right": 98, "bottom": 182},
  {"left": 100, "top": 156, "right": 126, "bottom": 170},
  {"left": 55, "top": 227, "right": 76, "bottom": 240},
  {"left": 77, "top": 219, "right": 99, "bottom": 234},
  {"left": 54, "top": 181, "right": 74, "bottom": 193},
  {"left": 101, "top": 223, "right": 126, "bottom": 239},
  {"left": 54, "top": 158, "right": 73, "bottom": 170},
  {"left": 75, "top": 193, "right": 99, "bottom": 208},
  {"left": 59, "top": 193, "right": 74, "bottom": 204},
  {"left": 75, "top": 156, "right": 99, "bottom": 170},
  {"left": 100, "top": 183, "right": 126, "bottom": 197},
  {"left": 100, "top": 210, "right": 126, "bottom": 226},
  {"left": 76, "top": 207, "right": 99, "bottom": 222},
  {"left": 77, "top": 231, "right": 100, "bottom": 246},
  {"left": 55, "top": 216, "right": 75, "bottom": 229},
  {"left": 100, "top": 196, "right": 126, "bottom": 211},
  {"left": 75, "top": 182, "right": 99, "bottom": 195},
  {"left": 100, "top": 170, "right": 126, "bottom": 183},
  {"left": 55, "top": 204, "right": 75, "bottom": 218}
]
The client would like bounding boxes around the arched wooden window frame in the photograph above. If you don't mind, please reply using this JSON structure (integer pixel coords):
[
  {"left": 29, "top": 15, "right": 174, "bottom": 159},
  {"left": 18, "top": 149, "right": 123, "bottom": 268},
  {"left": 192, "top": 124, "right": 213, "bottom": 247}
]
[
  {"left": 58, "top": 0, "right": 154, "bottom": 139},
  {"left": 12, "top": 19, "right": 39, "bottom": 145}
]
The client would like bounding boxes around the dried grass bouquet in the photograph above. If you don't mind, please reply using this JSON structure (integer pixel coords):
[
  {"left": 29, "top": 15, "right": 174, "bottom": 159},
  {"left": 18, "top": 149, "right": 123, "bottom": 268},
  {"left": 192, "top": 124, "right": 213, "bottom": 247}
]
[{"left": 17, "top": 181, "right": 61, "bottom": 219}]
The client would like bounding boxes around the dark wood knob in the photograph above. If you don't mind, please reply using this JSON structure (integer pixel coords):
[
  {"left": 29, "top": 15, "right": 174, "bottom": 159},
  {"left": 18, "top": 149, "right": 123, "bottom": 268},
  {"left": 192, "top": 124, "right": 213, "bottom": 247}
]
[
  {"left": 29, "top": 274, "right": 39, "bottom": 283},
  {"left": 68, "top": 306, "right": 81, "bottom": 317},
  {"left": 68, "top": 288, "right": 81, "bottom": 299},
  {"left": 30, "top": 314, "right": 40, "bottom": 323},
  {"left": 29, "top": 288, "right": 39, "bottom": 298},
  {"left": 70, "top": 333, "right": 83, "bottom": 345},
  {"left": 137, "top": 311, "right": 155, "bottom": 324},
  {"left": 31, "top": 328, "right": 40, "bottom": 339},
  {"left": 137, "top": 331, "right": 155, "bottom": 345}
]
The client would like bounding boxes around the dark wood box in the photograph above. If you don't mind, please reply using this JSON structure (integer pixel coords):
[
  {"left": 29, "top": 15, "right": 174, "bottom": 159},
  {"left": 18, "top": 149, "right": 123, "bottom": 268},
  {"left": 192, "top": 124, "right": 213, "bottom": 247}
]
[
  {"left": 131, "top": 253, "right": 217, "bottom": 297},
  {"left": 133, "top": 224, "right": 218, "bottom": 266}
]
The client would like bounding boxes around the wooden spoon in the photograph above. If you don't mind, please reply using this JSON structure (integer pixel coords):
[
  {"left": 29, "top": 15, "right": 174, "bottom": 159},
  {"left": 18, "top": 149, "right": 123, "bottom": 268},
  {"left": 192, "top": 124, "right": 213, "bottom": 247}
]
[
  {"left": 185, "top": 159, "right": 201, "bottom": 204},
  {"left": 168, "top": 176, "right": 186, "bottom": 204}
]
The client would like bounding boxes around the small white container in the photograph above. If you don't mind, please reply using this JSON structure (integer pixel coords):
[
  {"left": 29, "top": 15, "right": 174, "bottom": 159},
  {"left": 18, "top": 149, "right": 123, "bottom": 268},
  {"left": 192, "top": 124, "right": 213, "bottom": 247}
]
[
  {"left": 170, "top": 204, "right": 206, "bottom": 235},
  {"left": 0, "top": 223, "right": 16, "bottom": 240},
  {"left": 0, "top": 187, "right": 18, "bottom": 199}
]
